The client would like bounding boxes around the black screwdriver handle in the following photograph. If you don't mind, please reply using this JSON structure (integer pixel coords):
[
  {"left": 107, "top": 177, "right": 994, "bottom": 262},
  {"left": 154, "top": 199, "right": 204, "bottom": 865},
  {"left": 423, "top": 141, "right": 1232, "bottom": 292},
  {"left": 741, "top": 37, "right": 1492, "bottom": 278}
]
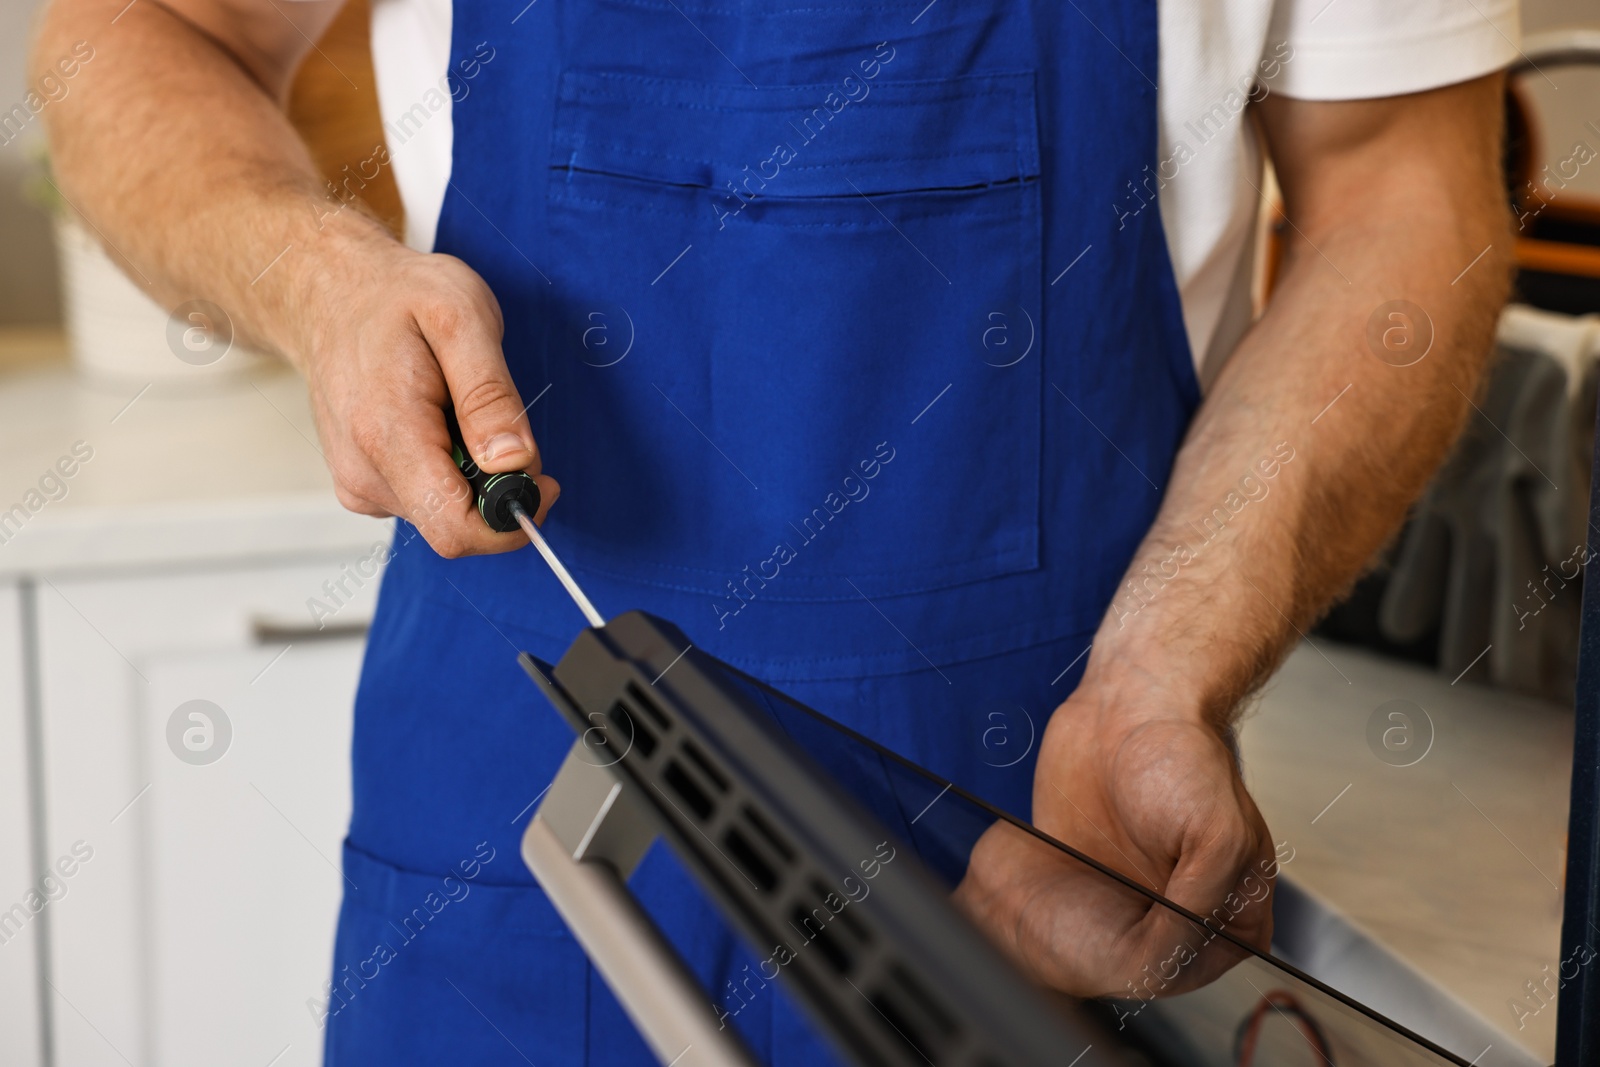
[{"left": 445, "top": 408, "right": 541, "bottom": 534}]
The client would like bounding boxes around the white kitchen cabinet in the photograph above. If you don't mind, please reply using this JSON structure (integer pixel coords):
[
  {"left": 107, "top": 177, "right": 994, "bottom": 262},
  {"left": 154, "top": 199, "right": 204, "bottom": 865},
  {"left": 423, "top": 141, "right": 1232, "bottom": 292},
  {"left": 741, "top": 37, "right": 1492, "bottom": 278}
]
[
  {"left": 33, "top": 555, "right": 381, "bottom": 1067},
  {"left": 0, "top": 357, "right": 389, "bottom": 1065},
  {"left": 142, "top": 642, "right": 362, "bottom": 1066}
]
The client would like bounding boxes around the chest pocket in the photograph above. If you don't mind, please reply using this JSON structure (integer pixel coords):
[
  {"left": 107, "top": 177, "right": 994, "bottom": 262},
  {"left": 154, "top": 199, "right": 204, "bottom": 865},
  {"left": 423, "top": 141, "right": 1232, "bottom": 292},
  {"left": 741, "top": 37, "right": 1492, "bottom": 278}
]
[{"left": 536, "top": 66, "right": 1042, "bottom": 601}]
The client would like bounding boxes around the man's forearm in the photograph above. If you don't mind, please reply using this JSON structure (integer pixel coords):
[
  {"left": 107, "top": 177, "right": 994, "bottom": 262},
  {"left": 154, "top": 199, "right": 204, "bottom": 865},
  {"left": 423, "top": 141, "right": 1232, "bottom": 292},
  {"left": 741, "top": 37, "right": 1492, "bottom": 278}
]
[
  {"left": 1086, "top": 76, "right": 1512, "bottom": 726},
  {"left": 33, "top": 0, "right": 385, "bottom": 366},
  {"left": 36, "top": 0, "right": 555, "bottom": 554}
]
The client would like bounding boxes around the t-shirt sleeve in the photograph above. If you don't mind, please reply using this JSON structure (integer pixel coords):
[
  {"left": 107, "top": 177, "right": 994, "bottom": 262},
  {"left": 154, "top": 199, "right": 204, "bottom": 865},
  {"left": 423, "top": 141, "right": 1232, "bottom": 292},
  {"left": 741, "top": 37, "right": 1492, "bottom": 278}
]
[{"left": 1265, "top": 0, "right": 1522, "bottom": 101}]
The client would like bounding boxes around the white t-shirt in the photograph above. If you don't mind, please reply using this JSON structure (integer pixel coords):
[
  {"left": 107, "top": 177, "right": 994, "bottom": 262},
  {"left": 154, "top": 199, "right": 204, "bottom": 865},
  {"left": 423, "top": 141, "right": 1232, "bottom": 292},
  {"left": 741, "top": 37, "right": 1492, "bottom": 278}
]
[{"left": 368, "top": 0, "right": 1519, "bottom": 379}]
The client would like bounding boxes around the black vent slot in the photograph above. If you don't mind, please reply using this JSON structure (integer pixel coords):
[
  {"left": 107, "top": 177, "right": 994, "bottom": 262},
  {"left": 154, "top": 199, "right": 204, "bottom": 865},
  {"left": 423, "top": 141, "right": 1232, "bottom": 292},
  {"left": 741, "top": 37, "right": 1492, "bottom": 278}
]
[
  {"left": 741, "top": 804, "right": 796, "bottom": 864},
  {"left": 680, "top": 738, "right": 729, "bottom": 793},
  {"left": 869, "top": 989, "right": 935, "bottom": 1065},
  {"left": 789, "top": 899, "right": 853, "bottom": 975},
  {"left": 811, "top": 878, "right": 871, "bottom": 951},
  {"left": 625, "top": 683, "right": 672, "bottom": 730},
  {"left": 663, "top": 759, "right": 715, "bottom": 820},
  {"left": 607, "top": 703, "right": 655, "bottom": 757},
  {"left": 869, "top": 965, "right": 959, "bottom": 1060},
  {"left": 723, "top": 826, "right": 779, "bottom": 893}
]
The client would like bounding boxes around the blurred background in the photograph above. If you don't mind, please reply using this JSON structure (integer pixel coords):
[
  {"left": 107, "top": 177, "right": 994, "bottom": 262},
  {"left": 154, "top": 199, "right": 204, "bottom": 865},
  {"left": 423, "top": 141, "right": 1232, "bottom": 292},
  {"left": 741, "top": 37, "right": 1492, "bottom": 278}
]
[{"left": 0, "top": 1, "right": 1598, "bottom": 1066}]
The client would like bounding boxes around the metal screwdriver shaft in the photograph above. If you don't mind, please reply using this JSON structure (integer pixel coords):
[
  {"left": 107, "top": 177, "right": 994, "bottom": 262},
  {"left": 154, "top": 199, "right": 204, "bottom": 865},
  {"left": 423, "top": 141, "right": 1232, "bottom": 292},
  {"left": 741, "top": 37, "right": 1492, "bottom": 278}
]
[
  {"left": 508, "top": 501, "right": 605, "bottom": 628},
  {"left": 446, "top": 408, "right": 604, "bottom": 628}
]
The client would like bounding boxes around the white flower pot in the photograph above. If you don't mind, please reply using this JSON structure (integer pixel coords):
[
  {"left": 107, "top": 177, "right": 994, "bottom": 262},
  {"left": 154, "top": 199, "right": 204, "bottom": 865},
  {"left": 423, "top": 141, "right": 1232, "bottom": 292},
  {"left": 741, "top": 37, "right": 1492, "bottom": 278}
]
[{"left": 55, "top": 216, "right": 267, "bottom": 388}]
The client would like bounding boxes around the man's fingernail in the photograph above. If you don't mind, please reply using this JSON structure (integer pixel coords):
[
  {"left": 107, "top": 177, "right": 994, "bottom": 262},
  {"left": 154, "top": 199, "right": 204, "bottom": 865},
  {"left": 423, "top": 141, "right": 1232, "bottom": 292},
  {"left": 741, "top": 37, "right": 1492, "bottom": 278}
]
[{"left": 482, "top": 433, "right": 530, "bottom": 462}]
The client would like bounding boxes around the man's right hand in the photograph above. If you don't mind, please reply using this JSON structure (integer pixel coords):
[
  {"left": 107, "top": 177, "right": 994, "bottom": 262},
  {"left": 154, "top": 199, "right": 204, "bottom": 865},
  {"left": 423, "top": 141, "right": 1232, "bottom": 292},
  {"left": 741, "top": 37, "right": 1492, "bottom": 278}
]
[{"left": 294, "top": 235, "right": 559, "bottom": 557}]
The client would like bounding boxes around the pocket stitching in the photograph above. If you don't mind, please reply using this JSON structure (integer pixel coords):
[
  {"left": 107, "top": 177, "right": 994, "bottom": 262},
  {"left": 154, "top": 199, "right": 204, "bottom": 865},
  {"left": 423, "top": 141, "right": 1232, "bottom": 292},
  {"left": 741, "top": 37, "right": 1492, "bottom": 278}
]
[
  {"left": 552, "top": 73, "right": 1035, "bottom": 199},
  {"left": 557, "top": 539, "right": 1036, "bottom": 593},
  {"left": 548, "top": 185, "right": 1025, "bottom": 228},
  {"left": 558, "top": 142, "right": 1026, "bottom": 172},
  {"left": 601, "top": 0, "right": 912, "bottom": 14},
  {"left": 562, "top": 84, "right": 1018, "bottom": 114},
  {"left": 560, "top": 70, "right": 1030, "bottom": 103}
]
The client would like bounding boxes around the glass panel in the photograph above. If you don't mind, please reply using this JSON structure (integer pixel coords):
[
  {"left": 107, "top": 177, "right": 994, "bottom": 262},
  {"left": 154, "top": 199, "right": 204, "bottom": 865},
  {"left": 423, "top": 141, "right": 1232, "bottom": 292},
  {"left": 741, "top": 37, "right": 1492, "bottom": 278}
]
[{"left": 715, "top": 664, "right": 1473, "bottom": 1067}]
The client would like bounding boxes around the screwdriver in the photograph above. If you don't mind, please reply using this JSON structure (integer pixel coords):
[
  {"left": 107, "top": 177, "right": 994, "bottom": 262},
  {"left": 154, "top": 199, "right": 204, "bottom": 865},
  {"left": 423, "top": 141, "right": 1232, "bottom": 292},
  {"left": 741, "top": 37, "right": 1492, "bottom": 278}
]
[{"left": 446, "top": 410, "right": 604, "bottom": 628}]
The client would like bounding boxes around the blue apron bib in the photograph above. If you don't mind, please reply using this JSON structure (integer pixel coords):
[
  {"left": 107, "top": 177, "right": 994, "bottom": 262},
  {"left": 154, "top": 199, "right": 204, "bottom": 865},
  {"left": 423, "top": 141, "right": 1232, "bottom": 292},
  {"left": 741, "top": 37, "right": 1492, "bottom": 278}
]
[{"left": 325, "top": 1, "right": 1196, "bottom": 1062}]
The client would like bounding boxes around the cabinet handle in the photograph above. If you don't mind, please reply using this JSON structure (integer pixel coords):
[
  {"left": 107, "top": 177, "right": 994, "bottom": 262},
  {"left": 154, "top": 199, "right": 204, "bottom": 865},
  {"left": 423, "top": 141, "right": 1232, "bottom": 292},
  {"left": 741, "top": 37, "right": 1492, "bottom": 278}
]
[{"left": 251, "top": 617, "right": 370, "bottom": 644}]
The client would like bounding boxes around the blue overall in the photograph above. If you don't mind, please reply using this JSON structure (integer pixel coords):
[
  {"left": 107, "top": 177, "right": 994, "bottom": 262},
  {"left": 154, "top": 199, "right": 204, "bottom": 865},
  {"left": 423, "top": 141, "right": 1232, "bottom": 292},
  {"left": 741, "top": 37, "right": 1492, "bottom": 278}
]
[{"left": 324, "top": 0, "right": 1197, "bottom": 1062}]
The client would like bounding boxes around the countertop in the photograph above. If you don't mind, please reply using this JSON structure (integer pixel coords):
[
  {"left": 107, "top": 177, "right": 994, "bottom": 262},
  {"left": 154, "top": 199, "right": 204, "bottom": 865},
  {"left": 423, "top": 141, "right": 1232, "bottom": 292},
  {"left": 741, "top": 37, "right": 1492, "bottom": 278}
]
[
  {"left": 1242, "top": 641, "right": 1573, "bottom": 1064},
  {"left": 0, "top": 342, "right": 388, "bottom": 579}
]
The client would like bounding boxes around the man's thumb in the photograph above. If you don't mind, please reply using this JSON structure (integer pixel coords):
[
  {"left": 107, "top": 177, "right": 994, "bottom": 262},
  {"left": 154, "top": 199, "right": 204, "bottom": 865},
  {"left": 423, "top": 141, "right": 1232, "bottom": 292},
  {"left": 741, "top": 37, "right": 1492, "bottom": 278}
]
[{"left": 445, "top": 375, "right": 536, "bottom": 475}]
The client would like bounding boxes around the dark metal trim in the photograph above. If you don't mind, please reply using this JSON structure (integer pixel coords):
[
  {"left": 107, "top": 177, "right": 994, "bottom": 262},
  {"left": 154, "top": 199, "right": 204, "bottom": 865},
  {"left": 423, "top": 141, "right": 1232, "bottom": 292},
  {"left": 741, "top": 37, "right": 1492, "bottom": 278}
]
[{"left": 1556, "top": 393, "right": 1600, "bottom": 1067}]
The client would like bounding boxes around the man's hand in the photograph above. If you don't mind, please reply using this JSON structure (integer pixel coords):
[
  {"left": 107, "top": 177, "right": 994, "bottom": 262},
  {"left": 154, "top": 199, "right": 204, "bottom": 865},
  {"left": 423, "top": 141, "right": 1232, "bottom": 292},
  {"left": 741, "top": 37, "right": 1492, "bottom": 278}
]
[
  {"left": 960, "top": 74, "right": 1511, "bottom": 994},
  {"left": 958, "top": 673, "right": 1275, "bottom": 998},
  {"left": 297, "top": 237, "right": 559, "bottom": 555},
  {"left": 33, "top": 0, "right": 552, "bottom": 556}
]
